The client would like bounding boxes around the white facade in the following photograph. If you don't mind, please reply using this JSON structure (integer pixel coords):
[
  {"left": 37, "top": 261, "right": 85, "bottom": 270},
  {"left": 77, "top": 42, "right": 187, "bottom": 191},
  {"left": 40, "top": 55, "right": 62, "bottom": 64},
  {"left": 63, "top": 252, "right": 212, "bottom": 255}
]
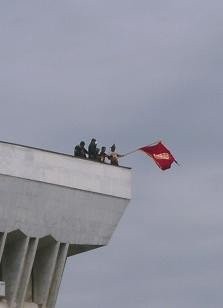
[{"left": 0, "top": 142, "right": 131, "bottom": 308}]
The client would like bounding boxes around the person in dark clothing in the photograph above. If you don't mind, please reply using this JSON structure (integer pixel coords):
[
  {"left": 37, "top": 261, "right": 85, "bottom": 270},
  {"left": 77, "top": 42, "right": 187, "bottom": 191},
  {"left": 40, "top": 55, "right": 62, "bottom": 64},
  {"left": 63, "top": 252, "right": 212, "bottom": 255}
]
[
  {"left": 95, "top": 147, "right": 100, "bottom": 161},
  {"left": 98, "top": 146, "right": 107, "bottom": 163},
  {"left": 74, "top": 141, "right": 88, "bottom": 158},
  {"left": 88, "top": 138, "right": 97, "bottom": 160}
]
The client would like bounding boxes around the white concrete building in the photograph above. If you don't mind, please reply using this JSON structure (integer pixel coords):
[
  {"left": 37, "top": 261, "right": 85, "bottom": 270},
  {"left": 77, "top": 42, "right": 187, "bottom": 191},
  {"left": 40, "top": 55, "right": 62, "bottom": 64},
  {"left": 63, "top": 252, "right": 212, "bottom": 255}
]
[{"left": 0, "top": 141, "right": 131, "bottom": 308}]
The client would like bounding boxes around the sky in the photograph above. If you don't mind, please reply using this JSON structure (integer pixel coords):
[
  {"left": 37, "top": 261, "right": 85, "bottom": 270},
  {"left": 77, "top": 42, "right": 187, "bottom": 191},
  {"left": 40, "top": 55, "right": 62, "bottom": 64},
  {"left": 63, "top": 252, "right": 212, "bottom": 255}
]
[{"left": 0, "top": 0, "right": 223, "bottom": 307}]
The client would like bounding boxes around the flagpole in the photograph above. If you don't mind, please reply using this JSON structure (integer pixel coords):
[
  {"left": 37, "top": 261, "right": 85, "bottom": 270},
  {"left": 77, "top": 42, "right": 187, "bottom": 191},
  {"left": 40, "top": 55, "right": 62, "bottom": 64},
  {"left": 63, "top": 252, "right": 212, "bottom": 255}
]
[
  {"left": 122, "top": 140, "right": 161, "bottom": 157},
  {"left": 175, "top": 160, "right": 180, "bottom": 166},
  {"left": 122, "top": 149, "right": 138, "bottom": 157}
]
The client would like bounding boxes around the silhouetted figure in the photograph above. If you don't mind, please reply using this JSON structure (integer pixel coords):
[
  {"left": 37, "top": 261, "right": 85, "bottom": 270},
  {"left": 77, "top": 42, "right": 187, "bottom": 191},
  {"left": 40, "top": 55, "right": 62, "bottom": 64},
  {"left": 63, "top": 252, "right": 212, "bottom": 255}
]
[
  {"left": 74, "top": 141, "right": 88, "bottom": 158},
  {"left": 88, "top": 138, "right": 97, "bottom": 160},
  {"left": 96, "top": 148, "right": 100, "bottom": 160},
  {"left": 98, "top": 146, "right": 107, "bottom": 163},
  {"left": 108, "top": 144, "right": 122, "bottom": 166}
]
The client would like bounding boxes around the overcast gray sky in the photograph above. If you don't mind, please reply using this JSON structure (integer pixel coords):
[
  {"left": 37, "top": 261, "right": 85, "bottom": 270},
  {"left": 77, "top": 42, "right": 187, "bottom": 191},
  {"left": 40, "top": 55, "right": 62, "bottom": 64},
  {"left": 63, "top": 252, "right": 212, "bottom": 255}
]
[{"left": 1, "top": 0, "right": 223, "bottom": 307}]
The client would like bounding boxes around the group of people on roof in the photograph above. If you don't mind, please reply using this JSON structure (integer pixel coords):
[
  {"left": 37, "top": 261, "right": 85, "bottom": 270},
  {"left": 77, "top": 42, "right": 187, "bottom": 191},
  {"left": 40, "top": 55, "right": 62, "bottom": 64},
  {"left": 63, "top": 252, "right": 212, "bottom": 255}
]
[{"left": 74, "top": 138, "right": 123, "bottom": 166}]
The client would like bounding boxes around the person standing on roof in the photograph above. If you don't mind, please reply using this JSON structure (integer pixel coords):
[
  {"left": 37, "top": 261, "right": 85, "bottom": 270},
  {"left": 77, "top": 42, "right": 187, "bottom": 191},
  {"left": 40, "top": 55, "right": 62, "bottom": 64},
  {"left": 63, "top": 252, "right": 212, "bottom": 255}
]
[
  {"left": 74, "top": 141, "right": 88, "bottom": 158},
  {"left": 88, "top": 138, "right": 97, "bottom": 160},
  {"left": 108, "top": 144, "right": 123, "bottom": 166},
  {"left": 98, "top": 146, "right": 107, "bottom": 163}
]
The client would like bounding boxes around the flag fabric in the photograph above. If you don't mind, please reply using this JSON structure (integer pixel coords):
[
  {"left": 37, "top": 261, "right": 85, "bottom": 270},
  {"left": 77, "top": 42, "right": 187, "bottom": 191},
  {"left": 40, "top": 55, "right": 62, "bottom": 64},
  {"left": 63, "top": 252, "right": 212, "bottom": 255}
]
[{"left": 139, "top": 141, "right": 177, "bottom": 170}]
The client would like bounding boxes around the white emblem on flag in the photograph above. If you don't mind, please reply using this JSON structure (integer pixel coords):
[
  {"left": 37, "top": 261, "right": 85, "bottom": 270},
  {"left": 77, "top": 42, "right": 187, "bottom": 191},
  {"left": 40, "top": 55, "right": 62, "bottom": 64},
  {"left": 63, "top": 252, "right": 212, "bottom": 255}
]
[{"left": 153, "top": 153, "right": 170, "bottom": 160}]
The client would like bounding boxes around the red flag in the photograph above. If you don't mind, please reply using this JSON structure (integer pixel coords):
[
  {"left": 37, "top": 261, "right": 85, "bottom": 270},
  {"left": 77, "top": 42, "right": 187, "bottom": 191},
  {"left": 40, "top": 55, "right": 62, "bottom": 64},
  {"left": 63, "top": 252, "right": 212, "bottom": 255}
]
[{"left": 139, "top": 141, "right": 177, "bottom": 170}]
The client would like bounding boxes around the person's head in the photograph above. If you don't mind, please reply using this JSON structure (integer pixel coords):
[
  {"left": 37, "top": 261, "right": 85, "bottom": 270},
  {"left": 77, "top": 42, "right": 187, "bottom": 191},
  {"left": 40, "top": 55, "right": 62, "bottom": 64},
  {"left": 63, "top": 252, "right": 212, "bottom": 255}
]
[
  {"left": 91, "top": 138, "right": 96, "bottom": 144},
  {"left": 111, "top": 144, "right": 116, "bottom": 152},
  {"left": 101, "top": 146, "right": 106, "bottom": 153},
  {"left": 80, "top": 141, "right": 85, "bottom": 148}
]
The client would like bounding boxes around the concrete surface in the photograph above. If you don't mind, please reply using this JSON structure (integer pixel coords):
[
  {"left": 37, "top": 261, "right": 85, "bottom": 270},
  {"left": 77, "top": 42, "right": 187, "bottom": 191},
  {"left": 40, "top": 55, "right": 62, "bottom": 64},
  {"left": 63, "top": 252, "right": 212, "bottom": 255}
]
[
  {"left": 0, "top": 141, "right": 131, "bottom": 199},
  {"left": 0, "top": 141, "right": 132, "bottom": 307}
]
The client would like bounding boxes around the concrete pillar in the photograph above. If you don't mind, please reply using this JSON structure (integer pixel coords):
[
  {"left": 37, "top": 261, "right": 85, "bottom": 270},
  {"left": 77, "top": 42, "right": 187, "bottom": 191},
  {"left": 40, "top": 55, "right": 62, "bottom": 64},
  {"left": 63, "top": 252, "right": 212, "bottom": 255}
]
[
  {"left": 47, "top": 243, "right": 69, "bottom": 308},
  {"left": 1, "top": 231, "right": 29, "bottom": 308},
  {"left": 33, "top": 239, "right": 60, "bottom": 307},
  {"left": 0, "top": 233, "right": 7, "bottom": 264},
  {"left": 16, "top": 238, "right": 39, "bottom": 307}
]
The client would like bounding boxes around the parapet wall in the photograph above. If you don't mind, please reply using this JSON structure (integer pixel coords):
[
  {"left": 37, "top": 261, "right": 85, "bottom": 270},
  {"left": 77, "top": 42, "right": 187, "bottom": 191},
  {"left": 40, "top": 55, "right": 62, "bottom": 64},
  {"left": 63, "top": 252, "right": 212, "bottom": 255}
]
[{"left": 0, "top": 141, "right": 131, "bottom": 199}]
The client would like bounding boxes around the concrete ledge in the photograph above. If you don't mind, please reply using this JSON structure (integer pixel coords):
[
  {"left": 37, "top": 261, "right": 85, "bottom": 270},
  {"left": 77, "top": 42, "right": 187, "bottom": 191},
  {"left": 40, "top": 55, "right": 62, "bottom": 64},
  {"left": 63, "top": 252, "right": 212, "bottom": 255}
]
[
  {"left": 0, "top": 141, "right": 131, "bottom": 199},
  {"left": 0, "top": 174, "right": 129, "bottom": 245}
]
